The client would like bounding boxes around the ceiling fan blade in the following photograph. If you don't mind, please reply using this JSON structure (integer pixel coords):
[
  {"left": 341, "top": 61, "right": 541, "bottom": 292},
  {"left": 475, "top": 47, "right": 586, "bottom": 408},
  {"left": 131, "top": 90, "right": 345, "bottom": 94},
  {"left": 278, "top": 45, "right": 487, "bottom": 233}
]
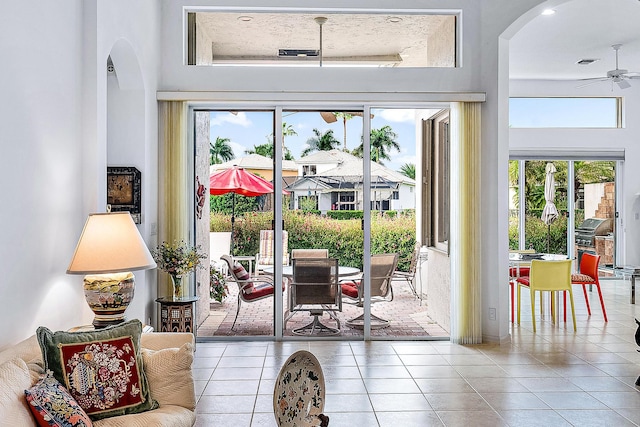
[
  {"left": 576, "top": 78, "right": 609, "bottom": 88},
  {"left": 617, "top": 79, "right": 631, "bottom": 89}
]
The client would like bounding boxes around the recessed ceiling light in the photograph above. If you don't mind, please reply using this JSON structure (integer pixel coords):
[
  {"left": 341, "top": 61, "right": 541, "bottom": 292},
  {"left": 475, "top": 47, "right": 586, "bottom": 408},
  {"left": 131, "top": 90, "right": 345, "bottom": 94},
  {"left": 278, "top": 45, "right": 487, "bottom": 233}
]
[
  {"left": 238, "top": 16, "right": 253, "bottom": 22},
  {"left": 541, "top": 9, "right": 556, "bottom": 16},
  {"left": 387, "top": 16, "right": 403, "bottom": 23}
]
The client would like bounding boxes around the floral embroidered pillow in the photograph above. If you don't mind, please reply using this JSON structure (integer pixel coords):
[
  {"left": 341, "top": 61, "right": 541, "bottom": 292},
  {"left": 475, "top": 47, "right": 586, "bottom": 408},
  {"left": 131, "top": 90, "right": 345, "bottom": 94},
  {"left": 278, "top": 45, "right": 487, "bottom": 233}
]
[
  {"left": 36, "top": 320, "right": 157, "bottom": 420},
  {"left": 25, "top": 371, "right": 93, "bottom": 427}
]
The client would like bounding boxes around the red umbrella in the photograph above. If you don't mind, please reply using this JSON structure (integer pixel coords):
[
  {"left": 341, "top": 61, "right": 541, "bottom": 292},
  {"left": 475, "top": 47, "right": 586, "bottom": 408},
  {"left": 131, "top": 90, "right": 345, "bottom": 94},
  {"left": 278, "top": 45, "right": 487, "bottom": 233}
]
[
  {"left": 209, "top": 166, "right": 275, "bottom": 197},
  {"left": 209, "top": 166, "right": 286, "bottom": 254}
]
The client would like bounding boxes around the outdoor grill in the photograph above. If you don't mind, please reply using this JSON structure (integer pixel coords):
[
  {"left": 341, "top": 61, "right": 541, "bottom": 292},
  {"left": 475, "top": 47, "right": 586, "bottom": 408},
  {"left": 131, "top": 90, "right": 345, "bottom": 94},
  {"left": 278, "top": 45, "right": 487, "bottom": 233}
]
[{"left": 575, "top": 218, "right": 613, "bottom": 247}]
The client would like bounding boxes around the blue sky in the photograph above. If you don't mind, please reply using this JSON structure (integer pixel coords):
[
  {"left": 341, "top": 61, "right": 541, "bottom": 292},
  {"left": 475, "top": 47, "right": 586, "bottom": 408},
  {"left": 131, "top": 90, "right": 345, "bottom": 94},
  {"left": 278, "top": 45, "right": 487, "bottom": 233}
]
[
  {"left": 509, "top": 97, "right": 618, "bottom": 128},
  {"left": 209, "top": 109, "right": 417, "bottom": 172}
]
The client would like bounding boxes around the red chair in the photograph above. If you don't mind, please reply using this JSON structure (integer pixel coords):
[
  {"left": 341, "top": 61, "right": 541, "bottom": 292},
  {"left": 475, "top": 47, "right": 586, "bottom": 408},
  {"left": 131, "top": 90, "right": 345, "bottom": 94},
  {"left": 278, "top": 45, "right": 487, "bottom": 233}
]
[
  {"left": 508, "top": 250, "right": 534, "bottom": 323},
  {"left": 509, "top": 265, "right": 530, "bottom": 323},
  {"left": 567, "top": 253, "right": 607, "bottom": 322}
]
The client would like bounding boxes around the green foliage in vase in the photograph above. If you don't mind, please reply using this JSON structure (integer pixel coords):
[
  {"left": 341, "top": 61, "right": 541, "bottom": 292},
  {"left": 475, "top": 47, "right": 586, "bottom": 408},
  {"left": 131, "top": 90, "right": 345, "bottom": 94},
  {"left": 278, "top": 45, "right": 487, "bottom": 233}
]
[{"left": 151, "top": 240, "right": 207, "bottom": 276}]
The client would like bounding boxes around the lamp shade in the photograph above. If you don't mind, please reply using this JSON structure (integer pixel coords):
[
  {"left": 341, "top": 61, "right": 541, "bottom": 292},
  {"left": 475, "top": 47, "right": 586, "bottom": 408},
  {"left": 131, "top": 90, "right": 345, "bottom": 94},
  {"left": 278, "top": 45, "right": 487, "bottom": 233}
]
[{"left": 67, "top": 212, "right": 156, "bottom": 274}]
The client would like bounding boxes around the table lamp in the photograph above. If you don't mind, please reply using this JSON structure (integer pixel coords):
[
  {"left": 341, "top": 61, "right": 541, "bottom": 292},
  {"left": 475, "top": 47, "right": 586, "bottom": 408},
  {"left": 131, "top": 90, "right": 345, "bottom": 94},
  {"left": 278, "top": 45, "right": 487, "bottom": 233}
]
[{"left": 67, "top": 212, "right": 156, "bottom": 328}]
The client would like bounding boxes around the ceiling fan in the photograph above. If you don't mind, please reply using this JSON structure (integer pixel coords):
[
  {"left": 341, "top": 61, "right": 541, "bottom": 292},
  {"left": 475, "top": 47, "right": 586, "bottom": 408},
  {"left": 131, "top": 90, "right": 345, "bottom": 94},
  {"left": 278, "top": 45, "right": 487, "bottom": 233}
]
[{"left": 577, "top": 44, "right": 640, "bottom": 89}]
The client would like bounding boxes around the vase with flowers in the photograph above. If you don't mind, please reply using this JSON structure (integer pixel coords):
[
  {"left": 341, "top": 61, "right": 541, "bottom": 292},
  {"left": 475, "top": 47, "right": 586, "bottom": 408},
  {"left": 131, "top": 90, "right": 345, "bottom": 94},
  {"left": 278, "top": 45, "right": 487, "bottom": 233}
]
[{"left": 152, "top": 240, "right": 206, "bottom": 299}]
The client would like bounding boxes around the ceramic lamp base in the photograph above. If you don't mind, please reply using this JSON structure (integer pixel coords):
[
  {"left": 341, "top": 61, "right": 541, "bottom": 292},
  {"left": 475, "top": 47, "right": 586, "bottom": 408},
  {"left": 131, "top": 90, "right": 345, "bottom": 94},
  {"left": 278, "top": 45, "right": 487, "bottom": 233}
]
[{"left": 83, "top": 272, "right": 135, "bottom": 329}]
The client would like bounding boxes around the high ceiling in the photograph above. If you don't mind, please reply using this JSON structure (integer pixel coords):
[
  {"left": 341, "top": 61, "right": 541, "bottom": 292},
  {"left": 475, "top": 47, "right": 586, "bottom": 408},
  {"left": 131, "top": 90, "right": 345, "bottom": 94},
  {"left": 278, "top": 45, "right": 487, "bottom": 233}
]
[
  {"left": 192, "top": 1, "right": 640, "bottom": 83},
  {"left": 194, "top": 12, "right": 455, "bottom": 67},
  {"left": 509, "top": 0, "right": 640, "bottom": 81}
]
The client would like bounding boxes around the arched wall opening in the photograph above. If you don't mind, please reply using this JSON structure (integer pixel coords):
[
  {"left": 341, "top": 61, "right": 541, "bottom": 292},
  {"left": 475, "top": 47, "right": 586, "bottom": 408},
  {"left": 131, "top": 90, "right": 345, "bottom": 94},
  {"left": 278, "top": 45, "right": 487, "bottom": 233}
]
[{"left": 106, "top": 38, "right": 153, "bottom": 326}]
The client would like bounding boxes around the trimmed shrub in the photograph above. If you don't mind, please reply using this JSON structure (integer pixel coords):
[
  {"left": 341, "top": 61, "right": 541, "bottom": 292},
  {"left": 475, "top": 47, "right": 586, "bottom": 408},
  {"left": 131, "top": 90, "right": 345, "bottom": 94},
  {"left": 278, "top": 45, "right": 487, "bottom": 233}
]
[{"left": 211, "top": 210, "right": 416, "bottom": 270}]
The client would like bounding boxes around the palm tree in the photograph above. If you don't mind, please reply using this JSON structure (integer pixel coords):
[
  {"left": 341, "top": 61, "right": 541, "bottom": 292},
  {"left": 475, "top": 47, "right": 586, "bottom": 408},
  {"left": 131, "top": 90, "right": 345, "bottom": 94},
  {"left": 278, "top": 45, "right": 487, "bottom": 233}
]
[
  {"left": 245, "top": 142, "right": 294, "bottom": 160},
  {"left": 210, "top": 137, "right": 234, "bottom": 165},
  {"left": 334, "top": 112, "right": 354, "bottom": 151},
  {"left": 282, "top": 122, "right": 298, "bottom": 144},
  {"left": 399, "top": 163, "right": 416, "bottom": 179},
  {"left": 301, "top": 129, "right": 341, "bottom": 157},
  {"left": 353, "top": 126, "right": 400, "bottom": 165},
  {"left": 268, "top": 122, "right": 298, "bottom": 159},
  {"left": 245, "top": 142, "right": 274, "bottom": 158}
]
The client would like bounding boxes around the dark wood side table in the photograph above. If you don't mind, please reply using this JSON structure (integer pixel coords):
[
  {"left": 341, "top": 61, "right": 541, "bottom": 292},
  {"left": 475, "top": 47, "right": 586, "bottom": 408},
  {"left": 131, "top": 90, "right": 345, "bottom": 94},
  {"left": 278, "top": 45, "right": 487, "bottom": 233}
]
[{"left": 156, "top": 296, "right": 199, "bottom": 333}]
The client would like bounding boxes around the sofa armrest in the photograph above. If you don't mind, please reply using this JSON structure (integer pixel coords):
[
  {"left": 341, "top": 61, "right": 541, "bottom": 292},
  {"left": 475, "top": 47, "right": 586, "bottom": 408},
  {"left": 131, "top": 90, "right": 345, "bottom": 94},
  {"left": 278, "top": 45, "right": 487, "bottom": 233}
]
[{"left": 140, "top": 332, "right": 194, "bottom": 351}]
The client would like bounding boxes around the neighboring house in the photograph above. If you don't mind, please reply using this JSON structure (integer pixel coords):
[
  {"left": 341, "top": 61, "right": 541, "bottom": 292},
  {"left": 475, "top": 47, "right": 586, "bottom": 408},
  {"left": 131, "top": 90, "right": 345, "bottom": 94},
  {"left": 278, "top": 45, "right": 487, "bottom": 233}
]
[
  {"left": 288, "top": 150, "right": 415, "bottom": 214},
  {"left": 209, "top": 153, "right": 298, "bottom": 182}
]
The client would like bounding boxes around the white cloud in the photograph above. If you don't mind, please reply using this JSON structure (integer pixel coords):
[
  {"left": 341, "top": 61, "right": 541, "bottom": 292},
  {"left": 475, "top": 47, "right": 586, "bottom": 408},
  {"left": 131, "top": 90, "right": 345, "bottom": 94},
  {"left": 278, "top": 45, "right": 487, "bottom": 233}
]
[
  {"left": 229, "top": 141, "right": 248, "bottom": 158},
  {"left": 210, "top": 112, "right": 252, "bottom": 127},
  {"left": 377, "top": 109, "right": 416, "bottom": 123}
]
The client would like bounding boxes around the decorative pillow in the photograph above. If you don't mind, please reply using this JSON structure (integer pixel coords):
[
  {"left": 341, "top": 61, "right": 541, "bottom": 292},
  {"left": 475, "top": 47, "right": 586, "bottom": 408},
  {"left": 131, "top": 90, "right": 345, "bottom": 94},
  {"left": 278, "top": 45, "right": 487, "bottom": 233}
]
[
  {"left": 25, "top": 371, "right": 93, "bottom": 426},
  {"left": 232, "top": 262, "right": 254, "bottom": 293},
  {"left": 0, "top": 358, "right": 35, "bottom": 425},
  {"left": 36, "top": 320, "right": 157, "bottom": 421},
  {"left": 141, "top": 343, "right": 196, "bottom": 410}
]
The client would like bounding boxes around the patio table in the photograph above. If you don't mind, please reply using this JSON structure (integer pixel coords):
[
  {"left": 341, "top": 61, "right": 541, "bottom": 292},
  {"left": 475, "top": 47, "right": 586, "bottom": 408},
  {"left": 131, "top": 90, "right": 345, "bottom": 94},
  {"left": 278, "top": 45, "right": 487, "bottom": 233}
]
[{"left": 263, "top": 265, "right": 361, "bottom": 278}]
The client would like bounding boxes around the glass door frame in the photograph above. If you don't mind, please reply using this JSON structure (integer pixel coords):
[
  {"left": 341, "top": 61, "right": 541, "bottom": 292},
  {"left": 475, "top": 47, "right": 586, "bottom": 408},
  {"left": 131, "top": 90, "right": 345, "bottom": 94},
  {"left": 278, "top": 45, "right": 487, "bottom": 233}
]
[
  {"left": 512, "top": 157, "right": 620, "bottom": 274},
  {"left": 191, "top": 100, "right": 454, "bottom": 341}
]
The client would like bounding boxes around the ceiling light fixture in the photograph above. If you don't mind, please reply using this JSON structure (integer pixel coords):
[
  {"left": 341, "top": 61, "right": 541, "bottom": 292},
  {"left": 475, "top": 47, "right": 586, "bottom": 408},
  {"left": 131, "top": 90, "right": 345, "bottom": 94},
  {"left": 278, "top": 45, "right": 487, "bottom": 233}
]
[
  {"left": 387, "top": 16, "right": 403, "bottom": 23},
  {"left": 237, "top": 16, "right": 253, "bottom": 22},
  {"left": 314, "top": 16, "right": 328, "bottom": 67},
  {"left": 541, "top": 9, "right": 556, "bottom": 16}
]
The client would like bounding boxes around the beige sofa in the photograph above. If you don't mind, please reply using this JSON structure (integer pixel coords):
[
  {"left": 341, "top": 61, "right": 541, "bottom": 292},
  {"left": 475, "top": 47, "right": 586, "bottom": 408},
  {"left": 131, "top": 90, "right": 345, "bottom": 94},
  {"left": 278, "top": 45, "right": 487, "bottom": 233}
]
[{"left": 0, "top": 331, "right": 196, "bottom": 426}]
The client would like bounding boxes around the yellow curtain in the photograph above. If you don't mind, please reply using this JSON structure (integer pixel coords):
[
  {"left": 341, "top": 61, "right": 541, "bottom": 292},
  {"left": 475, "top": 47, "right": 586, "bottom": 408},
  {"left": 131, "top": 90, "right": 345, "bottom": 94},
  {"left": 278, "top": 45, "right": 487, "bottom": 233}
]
[
  {"left": 450, "top": 102, "right": 482, "bottom": 344},
  {"left": 158, "top": 101, "right": 189, "bottom": 296}
]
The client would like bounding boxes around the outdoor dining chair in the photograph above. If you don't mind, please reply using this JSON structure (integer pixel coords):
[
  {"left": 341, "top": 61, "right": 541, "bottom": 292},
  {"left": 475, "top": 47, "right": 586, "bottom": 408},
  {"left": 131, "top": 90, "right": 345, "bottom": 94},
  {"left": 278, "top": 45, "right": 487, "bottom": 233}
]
[
  {"left": 516, "top": 259, "right": 576, "bottom": 332},
  {"left": 567, "top": 252, "right": 607, "bottom": 322},
  {"left": 221, "top": 254, "right": 280, "bottom": 330},
  {"left": 392, "top": 242, "right": 420, "bottom": 298},
  {"left": 291, "top": 248, "right": 329, "bottom": 259},
  {"left": 210, "top": 231, "right": 231, "bottom": 275},
  {"left": 285, "top": 257, "right": 341, "bottom": 335},
  {"left": 341, "top": 253, "right": 398, "bottom": 329},
  {"left": 255, "top": 230, "right": 290, "bottom": 274},
  {"left": 508, "top": 249, "right": 535, "bottom": 323}
]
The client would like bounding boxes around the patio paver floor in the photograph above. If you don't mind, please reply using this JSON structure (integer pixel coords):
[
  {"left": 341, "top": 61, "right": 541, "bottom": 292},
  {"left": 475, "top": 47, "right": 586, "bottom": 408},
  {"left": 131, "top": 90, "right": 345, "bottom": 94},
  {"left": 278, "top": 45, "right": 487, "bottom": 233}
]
[{"left": 198, "top": 277, "right": 448, "bottom": 338}]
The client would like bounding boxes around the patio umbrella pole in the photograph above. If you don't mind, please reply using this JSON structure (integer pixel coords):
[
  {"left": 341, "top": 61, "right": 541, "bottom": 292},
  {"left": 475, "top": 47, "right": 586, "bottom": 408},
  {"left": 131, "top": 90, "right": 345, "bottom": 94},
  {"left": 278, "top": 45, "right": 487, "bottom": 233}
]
[
  {"left": 547, "top": 224, "right": 550, "bottom": 253},
  {"left": 231, "top": 193, "right": 235, "bottom": 256}
]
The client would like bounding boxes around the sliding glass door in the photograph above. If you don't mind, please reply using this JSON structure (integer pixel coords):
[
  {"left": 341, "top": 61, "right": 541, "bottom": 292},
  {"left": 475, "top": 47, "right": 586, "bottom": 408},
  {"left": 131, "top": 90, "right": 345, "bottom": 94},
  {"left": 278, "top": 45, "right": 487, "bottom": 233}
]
[
  {"left": 509, "top": 159, "right": 617, "bottom": 275},
  {"left": 194, "top": 105, "right": 451, "bottom": 340}
]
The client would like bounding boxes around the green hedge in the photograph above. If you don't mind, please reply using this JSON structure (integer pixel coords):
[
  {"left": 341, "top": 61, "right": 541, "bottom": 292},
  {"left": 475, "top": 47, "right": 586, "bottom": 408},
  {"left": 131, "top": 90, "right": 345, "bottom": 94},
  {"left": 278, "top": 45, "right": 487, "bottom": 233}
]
[
  {"left": 509, "top": 214, "right": 568, "bottom": 253},
  {"left": 210, "top": 210, "right": 416, "bottom": 270},
  {"left": 508, "top": 210, "right": 585, "bottom": 254},
  {"left": 326, "top": 210, "right": 363, "bottom": 220}
]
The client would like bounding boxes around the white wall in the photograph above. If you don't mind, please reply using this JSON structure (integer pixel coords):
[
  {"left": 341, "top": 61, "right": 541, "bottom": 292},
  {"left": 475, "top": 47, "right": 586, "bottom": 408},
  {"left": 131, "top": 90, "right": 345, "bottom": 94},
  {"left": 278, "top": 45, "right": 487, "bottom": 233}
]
[{"left": 0, "top": 0, "right": 160, "bottom": 350}]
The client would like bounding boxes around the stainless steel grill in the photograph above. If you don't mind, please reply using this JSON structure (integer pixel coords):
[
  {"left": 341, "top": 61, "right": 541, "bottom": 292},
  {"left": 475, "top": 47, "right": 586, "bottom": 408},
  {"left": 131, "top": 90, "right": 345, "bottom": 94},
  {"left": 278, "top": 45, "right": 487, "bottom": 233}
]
[{"left": 575, "top": 218, "right": 613, "bottom": 247}]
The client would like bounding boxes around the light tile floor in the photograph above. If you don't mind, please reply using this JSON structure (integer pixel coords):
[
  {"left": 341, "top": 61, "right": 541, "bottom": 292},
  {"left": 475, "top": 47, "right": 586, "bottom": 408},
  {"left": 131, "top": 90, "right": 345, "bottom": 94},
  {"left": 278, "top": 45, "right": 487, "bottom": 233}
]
[{"left": 194, "top": 279, "right": 640, "bottom": 426}]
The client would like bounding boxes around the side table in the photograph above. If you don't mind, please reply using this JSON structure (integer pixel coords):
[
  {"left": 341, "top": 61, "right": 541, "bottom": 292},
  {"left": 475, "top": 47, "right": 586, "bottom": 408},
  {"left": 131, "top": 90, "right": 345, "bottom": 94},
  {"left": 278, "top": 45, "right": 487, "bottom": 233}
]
[
  {"left": 156, "top": 296, "right": 199, "bottom": 333},
  {"left": 616, "top": 266, "right": 640, "bottom": 304},
  {"left": 233, "top": 255, "right": 255, "bottom": 276}
]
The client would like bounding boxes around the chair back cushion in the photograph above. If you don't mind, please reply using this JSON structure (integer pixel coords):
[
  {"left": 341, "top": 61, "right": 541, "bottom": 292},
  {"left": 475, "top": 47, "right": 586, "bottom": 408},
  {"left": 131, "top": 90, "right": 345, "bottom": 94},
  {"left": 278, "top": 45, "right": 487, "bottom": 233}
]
[
  {"left": 231, "top": 262, "right": 254, "bottom": 293},
  {"left": 529, "top": 259, "right": 572, "bottom": 291},
  {"left": 370, "top": 253, "right": 399, "bottom": 297},
  {"left": 257, "top": 230, "right": 289, "bottom": 265},
  {"left": 291, "top": 249, "right": 329, "bottom": 259}
]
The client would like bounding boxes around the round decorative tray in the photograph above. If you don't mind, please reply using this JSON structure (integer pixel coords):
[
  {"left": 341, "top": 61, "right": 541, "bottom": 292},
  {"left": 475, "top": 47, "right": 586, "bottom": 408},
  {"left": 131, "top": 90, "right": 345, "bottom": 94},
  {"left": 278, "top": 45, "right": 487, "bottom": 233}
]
[{"left": 273, "top": 350, "right": 327, "bottom": 426}]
